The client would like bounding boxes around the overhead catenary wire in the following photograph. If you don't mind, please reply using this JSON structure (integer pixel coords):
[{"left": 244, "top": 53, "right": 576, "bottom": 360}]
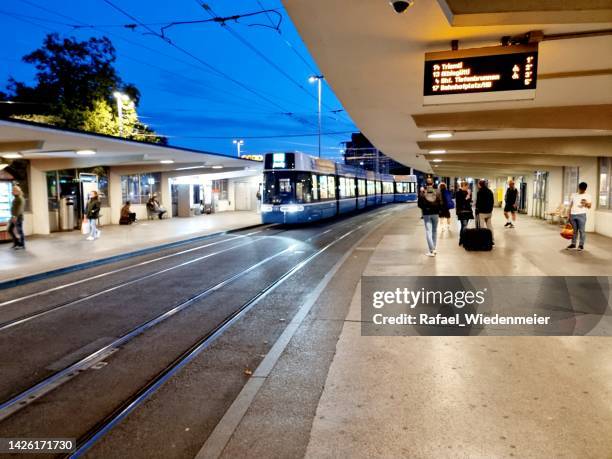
[
  {"left": 9, "top": 0, "right": 358, "bottom": 150},
  {"left": 15, "top": 0, "right": 356, "bottom": 123},
  {"left": 15, "top": 0, "right": 322, "bottom": 123},
  {"left": 168, "top": 130, "right": 355, "bottom": 140},
  {"left": 197, "top": 2, "right": 324, "bottom": 110},
  {"left": 195, "top": 1, "right": 341, "bottom": 115},
  {"left": 100, "top": 0, "right": 301, "bottom": 115}
]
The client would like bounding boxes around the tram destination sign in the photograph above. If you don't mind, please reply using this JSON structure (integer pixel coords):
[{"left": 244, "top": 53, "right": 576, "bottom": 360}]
[{"left": 423, "top": 44, "right": 538, "bottom": 105}]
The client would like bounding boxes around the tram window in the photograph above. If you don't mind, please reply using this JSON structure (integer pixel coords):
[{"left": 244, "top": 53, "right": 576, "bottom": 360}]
[
  {"left": 338, "top": 177, "right": 345, "bottom": 198},
  {"left": 279, "top": 178, "right": 292, "bottom": 193},
  {"left": 312, "top": 174, "right": 319, "bottom": 200},
  {"left": 296, "top": 182, "right": 304, "bottom": 202},
  {"left": 375, "top": 181, "right": 381, "bottom": 194},
  {"left": 319, "top": 175, "right": 328, "bottom": 199},
  {"left": 295, "top": 173, "right": 313, "bottom": 203},
  {"left": 383, "top": 182, "right": 393, "bottom": 194},
  {"left": 366, "top": 180, "right": 374, "bottom": 195},
  {"left": 349, "top": 178, "right": 356, "bottom": 197},
  {"left": 358, "top": 179, "right": 366, "bottom": 196},
  {"left": 327, "top": 176, "right": 336, "bottom": 199}
]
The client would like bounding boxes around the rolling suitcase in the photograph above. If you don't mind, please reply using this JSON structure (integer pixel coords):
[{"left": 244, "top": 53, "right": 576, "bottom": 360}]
[{"left": 462, "top": 215, "right": 493, "bottom": 251}]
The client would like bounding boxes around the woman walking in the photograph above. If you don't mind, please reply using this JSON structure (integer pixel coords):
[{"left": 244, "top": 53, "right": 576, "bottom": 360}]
[
  {"left": 455, "top": 181, "right": 473, "bottom": 246},
  {"left": 85, "top": 191, "right": 101, "bottom": 241},
  {"left": 418, "top": 178, "right": 442, "bottom": 257},
  {"left": 438, "top": 182, "right": 453, "bottom": 232}
]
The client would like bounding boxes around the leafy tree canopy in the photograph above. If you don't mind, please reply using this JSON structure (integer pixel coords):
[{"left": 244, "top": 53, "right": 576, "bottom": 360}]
[{"left": 1, "top": 33, "right": 165, "bottom": 144}]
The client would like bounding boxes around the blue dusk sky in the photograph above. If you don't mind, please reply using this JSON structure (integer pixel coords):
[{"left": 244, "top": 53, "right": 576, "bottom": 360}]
[{"left": 0, "top": 0, "right": 357, "bottom": 159}]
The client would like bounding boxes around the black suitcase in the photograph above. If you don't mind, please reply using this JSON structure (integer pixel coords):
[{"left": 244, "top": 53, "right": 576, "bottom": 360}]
[{"left": 462, "top": 217, "right": 493, "bottom": 251}]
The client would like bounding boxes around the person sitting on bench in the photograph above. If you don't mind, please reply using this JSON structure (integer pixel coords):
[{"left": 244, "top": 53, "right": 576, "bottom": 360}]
[
  {"left": 119, "top": 201, "right": 137, "bottom": 225},
  {"left": 146, "top": 194, "right": 167, "bottom": 219}
]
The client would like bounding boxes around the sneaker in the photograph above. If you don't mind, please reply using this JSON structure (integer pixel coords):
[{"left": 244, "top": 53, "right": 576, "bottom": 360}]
[
  {"left": 578, "top": 245, "right": 584, "bottom": 251},
  {"left": 86, "top": 236, "right": 94, "bottom": 241},
  {"left": 504, "top": 222, "right": 511, "bottom": 227},
  {"left": 566, "top": 244, "right": 576, "bottom": 250},
  {"left": 508, "top": 223, "right": 515, "bottom": 228},
  {"left": 426, "top": 252, "right": 436, "bottom": 257},
  {"left": 433, "top": 249, "right": 438, "bottom": 254},
  {"left": 14, "top": 245, "right": 25, "bottom": 250},
  {"left": 95, "top": 230, "right": 101, "bottom": 239}
]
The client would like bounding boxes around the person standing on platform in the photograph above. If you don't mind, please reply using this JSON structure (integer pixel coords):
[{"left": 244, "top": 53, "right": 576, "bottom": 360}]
[
  {"left": 438, "top": 182, "right": 454, "bottom": 232},
  {"left": 9, "top": 185, "right": 25, "bottom": 250},
  {"left": 567, "top": 182, "right": 592, "bottom": 251},
  {"left": 418, "top": 177, "right": 442, "bottom": 257},
  {"left": 455, "top": 181, "right": 473, "bottom": 246},
  {"left": 85, "top": 190, "right": 101, "bottom": 241},
  {"left": 476, "top": 179, "right": 495, "bottom": 246},
  {"left": 256, "top": 185, "right": 262, "bottom": 214},
  {"left": 504, "top": 180, "right": 519, "bottom": 228}
]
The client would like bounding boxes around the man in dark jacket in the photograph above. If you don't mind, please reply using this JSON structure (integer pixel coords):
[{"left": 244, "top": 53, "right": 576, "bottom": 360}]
[
  {"left": 475, "top": 179, "right": 495, "bottom": 244},
  {"left": 418, "top": 178, "right": 442, "bottom": 257},
  {"left": 9, "top": 185, "right": 25, "bottom": 249}
]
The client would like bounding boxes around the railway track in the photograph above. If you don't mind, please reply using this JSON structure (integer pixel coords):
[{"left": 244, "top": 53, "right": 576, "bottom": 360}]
[{"left": 0, "top": 205, "right": 401, "bottom": 458}]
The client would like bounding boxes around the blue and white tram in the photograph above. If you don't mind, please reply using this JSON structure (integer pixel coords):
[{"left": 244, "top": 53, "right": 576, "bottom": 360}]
[
  {"left": 393, "top": 174, "right": 418, "bottom": 202},
  {"left": 261, "top": 152, "right": 401, "bottom": 224}
]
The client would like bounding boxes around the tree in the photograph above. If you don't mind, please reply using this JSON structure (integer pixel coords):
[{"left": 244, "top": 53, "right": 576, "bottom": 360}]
[{"left": 1, "top": 33, "right": 165, "bottom": 144}]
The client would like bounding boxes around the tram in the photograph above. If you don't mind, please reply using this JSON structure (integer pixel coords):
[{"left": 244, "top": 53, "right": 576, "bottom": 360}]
[
  {"left": 393, "top": 174, "right": 418, "bottom": 202},
  {"left": 261, "top": 152, "right": 416, "bottom": 224}
]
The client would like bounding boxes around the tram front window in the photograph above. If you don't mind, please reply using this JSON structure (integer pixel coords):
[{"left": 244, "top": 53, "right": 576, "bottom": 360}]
[{"left": 263, "top": 171, "right": 314, "bottom": 204}]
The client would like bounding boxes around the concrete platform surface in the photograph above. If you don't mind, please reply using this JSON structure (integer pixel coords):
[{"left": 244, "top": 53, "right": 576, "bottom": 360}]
[
  {"left": 306, "top": 208, "right": 612, "bottom": 458},
  {"left": 0, "top": 211, "right": 260, "bottom": 283}
]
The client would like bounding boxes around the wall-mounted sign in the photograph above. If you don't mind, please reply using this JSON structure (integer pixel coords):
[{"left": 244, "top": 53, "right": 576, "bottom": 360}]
[{"left": 423, "top": 44, "right": 538, "bottom": 105}]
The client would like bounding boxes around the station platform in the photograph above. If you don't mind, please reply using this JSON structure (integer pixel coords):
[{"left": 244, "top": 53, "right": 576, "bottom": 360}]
[
  {"left": 0, "top": 211, "right": 260, "bottom": 284},
  {"left": 204, "top": 206, "right": 612, "bottom": 458}
]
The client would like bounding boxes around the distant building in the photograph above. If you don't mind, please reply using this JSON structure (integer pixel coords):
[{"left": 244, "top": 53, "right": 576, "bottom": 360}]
[{"left": 342, "top": 133, "right": 413, "bottom": 175}]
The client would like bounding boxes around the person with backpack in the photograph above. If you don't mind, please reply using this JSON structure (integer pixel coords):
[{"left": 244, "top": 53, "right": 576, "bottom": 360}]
[
  {"left": 475, "top": 179, "right": 495, "bottom": 246},
  {"left": 455, "top": 181, "right": 473, "bottom": 246},
  {"left": 9, "top": 185, "right": 25, "bottom": 250},
  {"left": 438, "top": 182, "right": 454, "bottom": 232},
  {"left": 418, "top": 177, "right": 442, "bottom": 257}
]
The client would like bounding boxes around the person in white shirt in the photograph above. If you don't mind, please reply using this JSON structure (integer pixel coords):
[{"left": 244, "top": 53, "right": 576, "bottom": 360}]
[{"left": 567, "top": 182, "right": 592, "bottom": 251}]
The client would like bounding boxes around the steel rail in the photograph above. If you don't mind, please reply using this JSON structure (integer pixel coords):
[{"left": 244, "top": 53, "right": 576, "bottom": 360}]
[{"left": 67, "top": 219, "right": 373, "bottom": 458}]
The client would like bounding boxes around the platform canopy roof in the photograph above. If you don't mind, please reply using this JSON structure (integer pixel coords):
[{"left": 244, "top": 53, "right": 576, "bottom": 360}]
[
  {"left": 283, "top": 0, "right": 612, "bottom": 176},
  {"left": 0, "top": 119, "right": 260, "bottom": 172}
]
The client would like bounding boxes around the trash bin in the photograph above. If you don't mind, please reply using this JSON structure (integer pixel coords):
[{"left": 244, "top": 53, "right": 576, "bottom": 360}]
[{"left": 59, "top": 196, "right": 75, "bottom": 230}]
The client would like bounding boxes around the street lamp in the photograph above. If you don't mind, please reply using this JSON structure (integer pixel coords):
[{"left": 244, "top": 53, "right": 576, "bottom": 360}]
[
  {"left": 113, "top": 91, "right": 130, "bottom": 137},
  {"left": 308, "top": 75, "right": 324, "bottom": 158},
  {"left": 233, "top": 139, "right": 244, "bottom": 157}
]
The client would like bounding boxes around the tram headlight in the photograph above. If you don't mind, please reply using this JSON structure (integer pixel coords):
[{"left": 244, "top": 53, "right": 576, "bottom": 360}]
[
  {"left": 261, "top": 204, "right": 273, "bottom": 212},
  {"left": 279, "top": 204, "right": 304, "bottom": 213}
]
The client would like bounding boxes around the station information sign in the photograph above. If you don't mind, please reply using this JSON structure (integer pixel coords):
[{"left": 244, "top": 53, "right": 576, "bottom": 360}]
[{"left": 423, "top": 44, "right": 538, "bottom": 105}]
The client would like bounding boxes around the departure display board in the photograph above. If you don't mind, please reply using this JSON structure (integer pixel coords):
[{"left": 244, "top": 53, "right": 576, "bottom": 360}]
[{"left": 423, "top": 44, "right": 538, "bottom": 105}]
